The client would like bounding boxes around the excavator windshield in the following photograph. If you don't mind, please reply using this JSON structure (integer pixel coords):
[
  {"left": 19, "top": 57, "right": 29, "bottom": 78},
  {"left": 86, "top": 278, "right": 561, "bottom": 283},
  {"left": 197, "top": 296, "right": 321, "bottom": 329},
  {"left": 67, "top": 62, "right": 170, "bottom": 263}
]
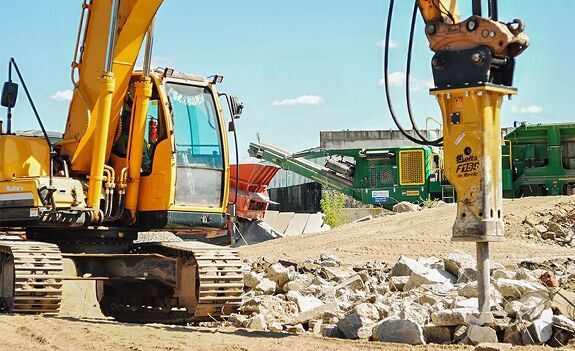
[{"left": 167, "top": 83, "right": 224, "bottom": 207}]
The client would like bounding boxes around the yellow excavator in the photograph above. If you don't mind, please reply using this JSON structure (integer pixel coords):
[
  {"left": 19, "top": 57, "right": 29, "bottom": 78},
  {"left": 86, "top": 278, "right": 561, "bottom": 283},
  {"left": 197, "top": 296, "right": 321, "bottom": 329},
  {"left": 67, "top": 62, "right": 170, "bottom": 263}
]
[
  {"left": 384, "top": 0, "right": 528, "bottom": 321},
  {"left": 0, "top": 0, "right": 244, "bottom": 323}
]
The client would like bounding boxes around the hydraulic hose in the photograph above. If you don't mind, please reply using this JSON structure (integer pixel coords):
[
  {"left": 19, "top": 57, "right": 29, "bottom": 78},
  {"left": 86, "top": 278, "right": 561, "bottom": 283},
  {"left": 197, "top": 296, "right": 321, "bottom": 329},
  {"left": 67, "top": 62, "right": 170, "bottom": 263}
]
[
  {"left": 405, "top": 2, "right": 443, "bottom": 146},
  {"left": 383, "top": 0, "right": 441, "bottom": 146}
]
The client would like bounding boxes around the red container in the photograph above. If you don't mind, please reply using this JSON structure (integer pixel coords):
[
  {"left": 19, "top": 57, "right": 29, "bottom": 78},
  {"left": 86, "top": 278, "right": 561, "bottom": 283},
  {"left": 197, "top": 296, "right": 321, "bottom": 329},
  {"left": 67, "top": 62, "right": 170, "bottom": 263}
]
[{"left": 229, "top": 163, "right": 280, "bottom": 220}]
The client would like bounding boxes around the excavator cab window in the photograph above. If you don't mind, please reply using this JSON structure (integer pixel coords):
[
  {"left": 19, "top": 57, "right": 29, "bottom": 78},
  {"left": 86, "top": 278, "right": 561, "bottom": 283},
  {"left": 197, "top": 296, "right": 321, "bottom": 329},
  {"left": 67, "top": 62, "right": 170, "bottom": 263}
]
[{"left": 166, "top": 83, "right": 224, "bottom": 207}]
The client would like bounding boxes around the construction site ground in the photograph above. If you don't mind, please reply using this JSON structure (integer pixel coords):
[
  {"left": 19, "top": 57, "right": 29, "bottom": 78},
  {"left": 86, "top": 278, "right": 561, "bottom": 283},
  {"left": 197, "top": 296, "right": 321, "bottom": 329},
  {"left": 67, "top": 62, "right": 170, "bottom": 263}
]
[{"left": 1, "top": 196, "right": 575, "bottom": 351}]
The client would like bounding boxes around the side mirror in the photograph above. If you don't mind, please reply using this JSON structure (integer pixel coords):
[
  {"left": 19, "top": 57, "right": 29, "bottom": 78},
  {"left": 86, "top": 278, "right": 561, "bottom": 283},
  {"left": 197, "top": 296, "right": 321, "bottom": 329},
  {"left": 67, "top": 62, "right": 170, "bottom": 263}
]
[
  {"left": 1, "top": 82, "right": 18, "bottom": 108},
  {"left": 229, "top": 96, "right": 244, "bottom": 119}
]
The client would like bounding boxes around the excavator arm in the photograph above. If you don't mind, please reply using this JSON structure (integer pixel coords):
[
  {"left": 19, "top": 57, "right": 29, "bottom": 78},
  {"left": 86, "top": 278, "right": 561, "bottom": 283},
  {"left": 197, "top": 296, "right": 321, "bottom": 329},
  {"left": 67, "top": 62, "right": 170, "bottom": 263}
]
[
  {"left": 54, "top": 0, "right": 163, "bottom": 220},
  {"left": 58, "top": 0, "right": 162, "bottom": 173}
]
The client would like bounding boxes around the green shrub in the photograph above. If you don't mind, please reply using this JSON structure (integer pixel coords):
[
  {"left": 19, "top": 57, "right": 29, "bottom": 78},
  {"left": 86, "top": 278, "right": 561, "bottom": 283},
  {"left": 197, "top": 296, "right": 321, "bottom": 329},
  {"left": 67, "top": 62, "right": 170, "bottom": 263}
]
[
  {"left": 421, "top": 196, "right": 440, "bottom": 208},
  {"left": 320, "top": 192, "right": 346, "bottom": 228}
]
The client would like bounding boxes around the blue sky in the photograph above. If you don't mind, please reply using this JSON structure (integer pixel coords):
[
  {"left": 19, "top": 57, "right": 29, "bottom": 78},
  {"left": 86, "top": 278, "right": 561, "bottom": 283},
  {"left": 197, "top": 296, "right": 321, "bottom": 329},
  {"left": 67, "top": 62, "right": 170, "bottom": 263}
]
[{"left": 1, "top": 1, "right": 574, "bottom": 160}]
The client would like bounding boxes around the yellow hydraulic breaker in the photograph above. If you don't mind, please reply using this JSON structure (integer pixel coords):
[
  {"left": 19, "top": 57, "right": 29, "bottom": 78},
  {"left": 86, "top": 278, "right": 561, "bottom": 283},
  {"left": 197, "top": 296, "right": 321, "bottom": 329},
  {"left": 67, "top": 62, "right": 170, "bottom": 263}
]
[
  {"left": 433, "top": 85, "right": 514, "bottom": 242},
  {"left": 433, "top": 84, "right": 515, "bottom": 319}
]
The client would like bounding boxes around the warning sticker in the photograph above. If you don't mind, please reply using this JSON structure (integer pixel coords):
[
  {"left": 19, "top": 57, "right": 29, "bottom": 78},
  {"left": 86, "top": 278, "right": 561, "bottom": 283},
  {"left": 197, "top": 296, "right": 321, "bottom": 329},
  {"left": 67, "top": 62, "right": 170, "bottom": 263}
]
[{"left": 454, "top": 132, "right": 465, "bottom": 146}]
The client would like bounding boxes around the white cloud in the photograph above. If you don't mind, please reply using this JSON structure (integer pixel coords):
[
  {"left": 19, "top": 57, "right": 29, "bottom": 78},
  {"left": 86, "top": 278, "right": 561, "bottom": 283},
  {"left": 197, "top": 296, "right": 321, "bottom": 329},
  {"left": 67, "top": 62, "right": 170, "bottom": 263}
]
[
  {"left": 272, "top": 95, "right": 325, "bottom": 106},
  {"left": 377, "top": 39, "right": 399, "bottom": 48},
  {"left": 511, "top": 105, "right": 543, "bottom": 115},
  {"left": 378, "top": 72, "right": 433, "bottom": 91},
  {"left": 379, "top": 72, "right": 406, "bottom": 87},
  {"left": 413, "top": 79, "right": 434, "bottom": 91},
  {"left": 50, "top": 89, "right": 73, "bottom": 101}
]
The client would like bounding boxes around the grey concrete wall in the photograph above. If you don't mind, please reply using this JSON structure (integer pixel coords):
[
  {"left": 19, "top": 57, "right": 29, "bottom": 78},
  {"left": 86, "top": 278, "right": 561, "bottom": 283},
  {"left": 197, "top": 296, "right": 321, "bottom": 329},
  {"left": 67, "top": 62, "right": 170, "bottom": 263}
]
[{"left": 320, "top": 129, "right": 443, "bottom": 149}]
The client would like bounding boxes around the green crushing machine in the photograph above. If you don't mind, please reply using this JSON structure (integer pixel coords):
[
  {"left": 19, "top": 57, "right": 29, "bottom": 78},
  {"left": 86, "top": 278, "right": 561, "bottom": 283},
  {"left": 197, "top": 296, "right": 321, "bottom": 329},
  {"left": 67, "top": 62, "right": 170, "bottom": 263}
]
[
  {"left": 248, "top": 142, "right": 451, "bottom": 209},
  {"left": 502, "top": 122, "right": 575, "bottom": 197}
]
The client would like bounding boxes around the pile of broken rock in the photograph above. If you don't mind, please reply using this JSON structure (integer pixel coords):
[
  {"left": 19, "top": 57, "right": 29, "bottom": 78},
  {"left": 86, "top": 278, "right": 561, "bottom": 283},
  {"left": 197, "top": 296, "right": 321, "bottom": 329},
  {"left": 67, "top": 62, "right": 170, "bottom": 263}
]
[
  {"left": 517, "top": 200, "right": 575, "bottom": 246},
  {"left": 227, "top": 250, "right": 575, "bottom": 346}
]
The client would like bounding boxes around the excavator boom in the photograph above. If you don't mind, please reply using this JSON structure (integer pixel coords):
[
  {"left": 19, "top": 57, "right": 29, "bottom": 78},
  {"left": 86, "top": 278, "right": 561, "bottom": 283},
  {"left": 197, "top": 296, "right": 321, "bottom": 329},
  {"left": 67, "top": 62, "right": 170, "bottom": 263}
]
[{"left": 59, "top": 0, "right": 163, "bottom": 174}]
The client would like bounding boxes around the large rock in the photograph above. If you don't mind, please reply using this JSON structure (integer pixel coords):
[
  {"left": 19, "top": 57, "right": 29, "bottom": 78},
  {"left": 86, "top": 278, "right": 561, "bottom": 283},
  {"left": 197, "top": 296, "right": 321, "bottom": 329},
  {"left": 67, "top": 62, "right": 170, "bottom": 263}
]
[
  {"left": 294, "top": 302, "right": 340, "bottom": 324},
  {"left": 444, "top": 250, "right": 477, "bottom": 282},
  {"left": 393, "top": 201, "right": 420, "bottom": 213},
  {"left": 391, "top": 256, "right": 425, "bottom": 277},
  {"left": 286, "top": 291, "right": 324, "bottom": 313},
  {"left": 503, "top": 322, "right": 531, "bottom": 345},
  {"left": 467, "top": 325, "right": 498, "bottom": 345},
  {"left": 547, "top": 222, "right": 567, "bottom": 238},
  {"left": 336, "top": 303, "right": 379, "bottom": 339},
  {"left": 228, "top": 313, "right": 248, "bottom": 328},
  {"left": 255, "top": 278, "right": 277, "bottom": 295},
  {"left": 319, "top": 253, "right": 341, "bottom": 267},
  {"left": 553, "top": 314, "right": 575, "bottom": 333},
  {"left": 244, "top": 271, "right": 264, "bottom": 289},
  {"left": 459, "top": 281, "right": 503, "bottom": 305},
  {"left": 431, "top": 308, "right": 476, "bottom": 326},
  {"left": 266, "top": 263, "right": 294, "bottom": 287},
  {"left": 504, "top": 293, "right": 549, "bottom": 321},
  {"left": 418, "top": 256, "right": 444, "bottom": 270},
  {"left": 309, "top": 319, "right": 323, "bottom": 335},
  {"left": 528, "top": 308, "right": 553, "bottom": 343},
  {"left": 283, "top": 273, "right": 313, "bottom": 292},
  {"left": 372, "top": 317, "right": 425, "bottom": 345},
  {"left": 246, "top": 314, "right": 268, "bottom": 331},
  {"left": 354, "top": 303, "right": 380, "bottom": 321},
  {"left": 268, "top": 321, "right": 283, "bottom": 333},
  {"left": 494, "top": 279, "right": 548, "bottom": 299},
  {"left": 423, "top": 324, "right": 454, "bottom": 344},
  {"left": 453, "top": 297, "right": 480, "bottom": 309},
  {"left": 286, "top": 323, "right": 306, "bottom": 335},
  {"left": 334, "top": 274, "right": 364, "bottom": 291},
  {"left": 240, "top": 295, "right": 298, "bottom": 324},
  {"left": 321, "top": 324, "right": 345, "bottom": 338},
  {"left": 389, "top": 301, "right": 430, "bottom": 326},
  {"left": 404, "top": 268, "right": 455, "bottom": 291},
  {"left": 320, "top": 266, "right": 356, "bottom": 282},
  {"left": 492, "top": 269, "right": 516, "bottom": 280}
]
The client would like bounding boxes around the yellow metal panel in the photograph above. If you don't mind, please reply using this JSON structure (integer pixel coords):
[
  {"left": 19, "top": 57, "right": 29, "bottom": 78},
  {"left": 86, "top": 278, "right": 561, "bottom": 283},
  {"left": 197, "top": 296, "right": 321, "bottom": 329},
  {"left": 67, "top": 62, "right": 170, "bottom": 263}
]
[
  {"left": 0, "top": 136, "right": 50, "bottom": 181},
  {"left": 0, "top": 180, "right": 42, "bottom": 206},
  {"left": 399, "top": 150, "right": 425, "bottom": 186},
  {"left": 0, "top": 177, "right": 86, "bottom": 208}
]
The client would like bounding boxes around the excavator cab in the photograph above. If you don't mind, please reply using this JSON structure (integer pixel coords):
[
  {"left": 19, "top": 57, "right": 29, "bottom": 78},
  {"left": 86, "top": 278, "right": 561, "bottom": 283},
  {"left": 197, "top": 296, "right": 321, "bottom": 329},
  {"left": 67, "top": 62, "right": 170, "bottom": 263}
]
[{"left": 109, "top": 68, "right": 239, "bottom": 234}]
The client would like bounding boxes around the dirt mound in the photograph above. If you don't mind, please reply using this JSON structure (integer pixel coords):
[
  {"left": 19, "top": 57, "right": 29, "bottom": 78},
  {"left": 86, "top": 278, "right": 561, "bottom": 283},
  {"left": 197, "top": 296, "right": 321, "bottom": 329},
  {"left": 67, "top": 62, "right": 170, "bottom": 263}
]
[{"left": 239, "top": 196, "right": 575, "bottom": 265}]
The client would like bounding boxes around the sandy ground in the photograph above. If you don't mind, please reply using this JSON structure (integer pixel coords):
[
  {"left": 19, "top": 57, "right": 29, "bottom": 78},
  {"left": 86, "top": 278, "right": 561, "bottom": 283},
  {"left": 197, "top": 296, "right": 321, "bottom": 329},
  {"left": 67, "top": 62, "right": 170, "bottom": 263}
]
[
  {"left": 2, "top": 196, "right": 575, "bottom": 351},
  {"left": 240, "top": 196, "right": 575, "bottom": 266}
]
